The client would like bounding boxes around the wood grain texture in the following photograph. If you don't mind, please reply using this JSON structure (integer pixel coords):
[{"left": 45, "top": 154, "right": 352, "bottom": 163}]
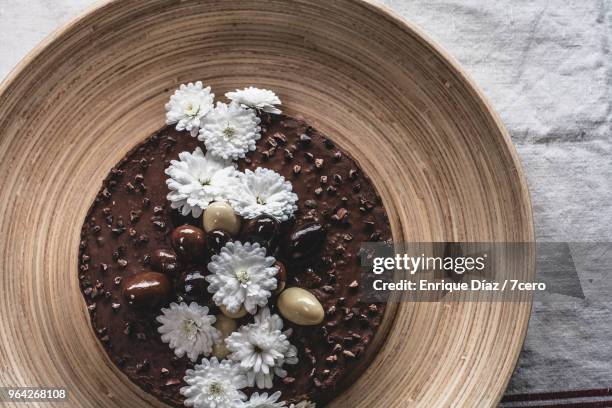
[{"left": 0, "top": 0, "right": 534, "bottom": 407}]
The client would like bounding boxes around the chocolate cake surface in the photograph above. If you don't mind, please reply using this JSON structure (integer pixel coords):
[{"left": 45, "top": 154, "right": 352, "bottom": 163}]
[{"left": 78, "top": 112, "right": 392, "bottom": 406}]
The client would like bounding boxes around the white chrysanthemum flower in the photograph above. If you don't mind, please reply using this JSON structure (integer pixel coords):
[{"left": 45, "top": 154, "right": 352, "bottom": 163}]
[
  {"left": 166, "top": 81, "right": 215, "bottom": 137},
  {"left": 181, "top": 358, "right": 248, "bottom": 408},
  {"left": 289, "top": 402, "right": 316, "bottom": 408},
  {"left": 227, "top": 168, "right": 298, "bottom": 221},
  {"left": 242, "top": 392, "right": 286, "bottom": 408},
  {"left": 156, "top": 302, "right": 220, "bottom": 362},
  {"left": 198, "top": 102, "right": 261, "bottom": 160},
  {"left": 165, "top": 147, "right": 238, "bottom": 218},
  {"left": 206, "top": 242, "right": 278, "bottom": 315},
  {"left": 225, "top": 307, "right": 298, "bottom": 389},
  {"left": 225, "top": 87, "right": 282, "bottom": 114}
]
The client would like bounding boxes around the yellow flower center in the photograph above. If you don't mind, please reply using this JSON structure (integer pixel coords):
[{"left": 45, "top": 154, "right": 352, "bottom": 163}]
[
  {"left": 185, "top": 103, "right": 200, "bottom": 117},
  {"left": 236, "top": 270, "right": 250, "bottom": 285},
  {"left": 208, "top": 381, "right": 224, "bottom": 396},
  {"left": 223, "top": 126, "right": 236, "bottom": 138},
  {"left": 182, "top": 319, "right": 198, "bottom": 339}
]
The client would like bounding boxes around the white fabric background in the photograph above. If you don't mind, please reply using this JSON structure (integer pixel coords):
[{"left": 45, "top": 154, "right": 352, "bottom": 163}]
[{"left": 1, "top": 0, "right": 611, "bottom": 397}]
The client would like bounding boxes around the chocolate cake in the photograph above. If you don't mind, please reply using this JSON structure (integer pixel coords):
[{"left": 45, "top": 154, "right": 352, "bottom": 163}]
[{"left": 77, "top": 84, "right": 391, "bottom": 408}]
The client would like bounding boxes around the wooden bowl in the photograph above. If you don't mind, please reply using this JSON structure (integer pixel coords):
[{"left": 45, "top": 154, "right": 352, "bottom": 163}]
[{"left": 0, "top": 0, "right": 534, "bottom": 406}]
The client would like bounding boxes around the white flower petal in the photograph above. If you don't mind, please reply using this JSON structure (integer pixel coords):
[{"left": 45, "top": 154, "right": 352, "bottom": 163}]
[
  {"left": 225, "top": 87, "right": 282, "bottom": 114},
  {"left": 206, "top": 242, "right": 278, "bottom": 314},
  {"left": 241, "top": 391, "right": 286, "bottom": 408},
  {"left": 165, "top": 81, "right": 215, "bottom": 136},
  {"left": 227, "top": 168, "right": 298, "bottom": 221},
  {"left": 156, "top": 302, "right": 220, "bottom": 362},
  {"left": 225, "top": 307, "right": 298, "bottom": 389},
  {"left": 181, "top": 358, "right": 247, "bottom": 408},
  {"left": 165, "top": 147, "right": 239, "bottom": 217},
  {"left": 198, "top": 102, "right": 261, "bottom": 160}
]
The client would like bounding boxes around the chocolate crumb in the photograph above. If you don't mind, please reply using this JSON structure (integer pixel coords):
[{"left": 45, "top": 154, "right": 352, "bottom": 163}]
[
  {"left": 322, "top": 285, "right": 335, "bottom": 294},
  {"left": 305, "top": 199, "right": 317, "bottom": 209},
  {"left": 163, "top": 379, "right": 181, "bottom": 387},
  {"left": 273, "top": 132, "right": 287, "bottom": 145},
  {"left": 299, "top": 134, "right": 312, "bottom": 145},
  {"left": 136, "top": 360, "right": 150, "bottom": 372}
]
